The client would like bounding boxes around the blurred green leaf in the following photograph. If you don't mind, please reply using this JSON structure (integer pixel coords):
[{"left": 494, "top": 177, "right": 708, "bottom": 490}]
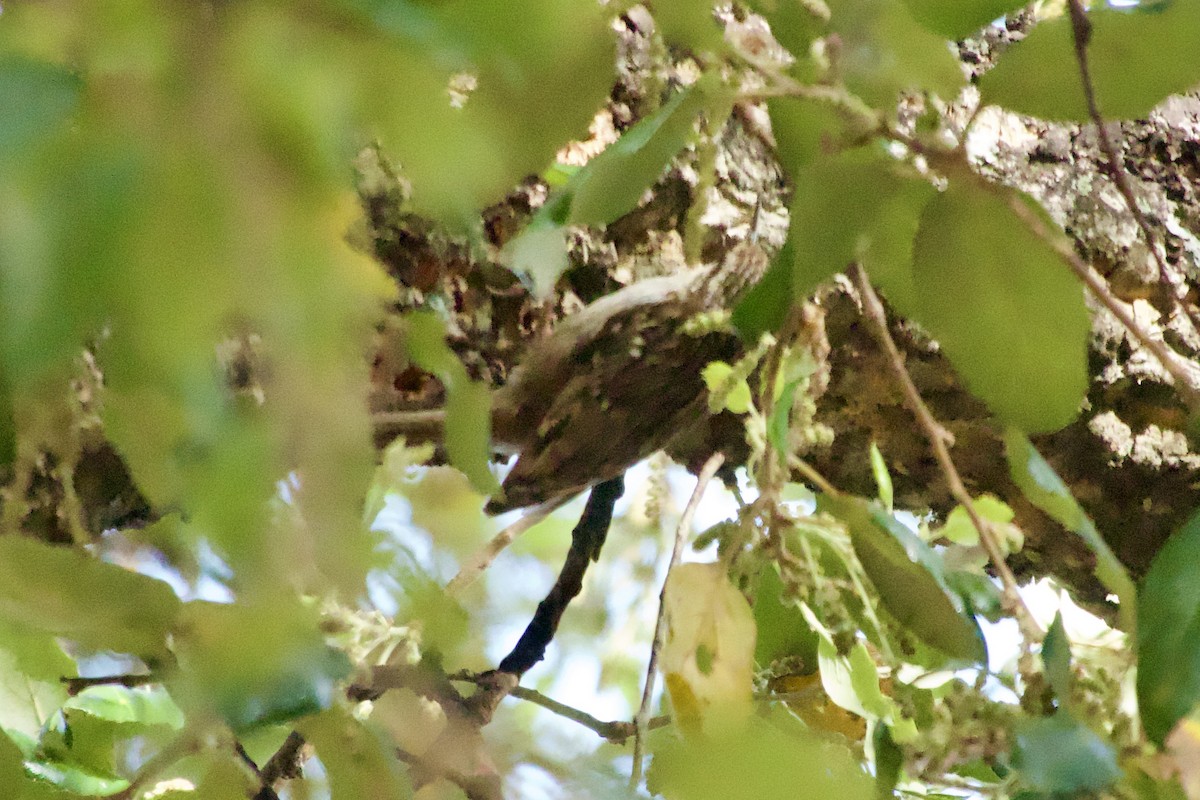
[
  {"left": 732, "top": 240, "right": 793, "bottom": 340},
  {"left": 173, "top": 601, "right": 350, "bottom": 731},
  {"left": 979, "top": 1, "right": 1200, "bottom": 122},
  {"left": 403, "top": 311, "right": 499, "bottom": 496},
  {"left": 1138, "top": 508, "right": 1200, "bottom": 745},
  {"left": 912, "top": 186, "right": 1089, "bottom": 433},
  {"left": 1005, "top": 428, "right": 1136, "bottom": 630},
  {"left": 1012, "top": 714, "right": 1120, "bottom": 794},
  {"left": 1042, "top": 612, "right": 1072, "bottom": 710},
  {"left": 0, "top": 56, "right": 80, "bottom": 167},
  {"left": 791, "top": 148, "right": 933, "bottom": 318},
  {"left": 648, "top": 709, "right": 873, "bottom": 800},
  {"left": 819, "top": 494, "right": 986, "bottom": 663},
  {"left": 873, "top": 722, "right": 902, "bottom": 799},
  {"left": 753, "top": 563, "right": 819, "bottom": 667},
  {"left": 901, "top": 0, "right": 1024, "bottom": 38},
  {"left": 0, "top": 639, "right": 70, "bottom": 741},
  {"left": 298, "top": 707, "right": 413, "bottom": 800},
  {"left": 817, "top": 637, "right": 893, "bottom": 720},
  {"left": 828, "top": 0, "right": 964, "bottom": 106},
  {"left": 654, "top": 0, "right": 727, "bottom": 52},
  {"left": 0, "top": 537, "right": 179, "bottom": 661},
  {"left": 568, "top": 75, "right": 730, "bottom": 226},
  {"left": 768, "top": 378, "right": 802, "bottom": 463},
  {"left": 748, "top": 0, "right": 828, "bottom": 58},
  {"left": 366, "top": 0, "right": 613, "bottom": 223},
  {"left": 65, "top": 686, "right": 183, "bottom": 730},
  {"left": 768, "top": 98, "right": 849, "bottom": 174}
]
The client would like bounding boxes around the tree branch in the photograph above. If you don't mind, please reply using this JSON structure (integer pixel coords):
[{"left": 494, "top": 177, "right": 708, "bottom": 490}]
[{"left": 851, "top": 265, "right": 1042, "bottom": 641}]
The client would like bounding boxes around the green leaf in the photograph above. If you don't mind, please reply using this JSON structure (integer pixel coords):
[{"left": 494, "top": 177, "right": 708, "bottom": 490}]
[
  {"left": 791, "top": 148, "right": 934, "bottom": 318},
  {"left": 568, "top": 75, "right": 730, "bottom": 226},
  {"left": 0, "top": 537, "right": 180, "bottom": 661},
  {"left": 655, "top": 0, "right": 727, "bottom": 52},
  {"left": 940, "top": 494, "right": 1014, "bottom": 547},
  {"left": 298, "top": 707, "right": 413, "bottom": 800},
  {"left": 819, "top": 494, "right": 986, "bottom": 663},
  {"left": 1005, "top": 428, "right": 1136, "bottom": 631},
  {"left": 979, "top": 1, "right": 1200, "bottom": 122},
  {"left": 732, "top": 239, "right": 793, "bottom": 340},
  {"left": 767, "top": 97, "right": 849, "bottom": 174},
  {"left": 172, "top": 600, "right": 351, "bottom": 731},
  {"left": 912, "top": 186, "right": 1089, "bottom": 432},
  {"left": 1042, "top": 612, "right": 1072, "bottom": 711},
  {"left": 65, "top": 686, "right": 184, "bottom": 730},
  {"left": 869, "top": 442, "right": 893, "bottom": 511},
  {"left": 0, "top": 641, "right": 70, "bottom": 741},
  {"left": 1138, "top": 508, "right": 1200, "bottom": 745},
  {"left": 648, "top": 709, "right": 873, "bottom": 800},
  {"left": 873, "top": 722, "right": 903, "bottom": 799},
  {"left": 1012, "top": 714, "right": 1120, "bottom": 794},
  {"left": 357, "top": 0, "right": 614, "bottom": 221},
  {"left": 828, "top": 0, "right": 965, "bottom": 106},
  {"left": 0, "top": 56, "right": 81, "bottom": 166},
  {"left": 748, "top": 0, "right": 829, "bottom": 60},
  {"left": 753, "top": 564, "right": 819, "bottom": 667},
  {"left": 403, "top": 311, "right": 499, "bottom": 496},
  {"left": 768, "top": 379, "right": 802, "bottom": 461},
  {"left": 901, "top": 0, "right": 1025, "bottom": 39}
]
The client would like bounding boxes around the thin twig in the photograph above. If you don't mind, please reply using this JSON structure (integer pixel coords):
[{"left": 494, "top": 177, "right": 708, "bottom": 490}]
[
  {"left": 111, "top": 723, "right": 207, "bottom": 800},
  {"left": 446, "top": 497, "right": 569, "bottom": 596},
  {"left": 254, "top": 731, "right": 307, "bottom": 797},
  {"left": 630, "top": 452, "right": 725, "bottom": 788},
  {"left": 1003, "top": 193, "right": 1200, "bottom": 413},
  {"left": 851, "top": 265, "right": 1042, "bottom": 640},
  {"left": 508, "top": 685, "right": 670, "bottom": 744},
  {"left": 1066, "top": 0, "right": 1200, "bottom": 329},
  {"left": 62, "top": 672, "right": 158, "bottom": 696}
]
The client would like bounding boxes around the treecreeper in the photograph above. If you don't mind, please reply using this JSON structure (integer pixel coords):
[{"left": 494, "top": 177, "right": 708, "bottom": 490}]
[{"left": 373, "top": 241, "right": 770, "bottom": 513}]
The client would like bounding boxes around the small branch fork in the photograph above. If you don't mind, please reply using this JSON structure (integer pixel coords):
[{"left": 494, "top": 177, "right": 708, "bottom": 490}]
[
  {"left": 851, "top": 265, "right": 1042, "bottom": 640},
  {"left": 630, "top": 452, "right": 725, "bottom": 788}
]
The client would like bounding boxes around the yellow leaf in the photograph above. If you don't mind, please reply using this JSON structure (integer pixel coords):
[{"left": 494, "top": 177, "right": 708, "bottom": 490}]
[{"left": 661, "top": 563, "right": 756, "bottom": 736}]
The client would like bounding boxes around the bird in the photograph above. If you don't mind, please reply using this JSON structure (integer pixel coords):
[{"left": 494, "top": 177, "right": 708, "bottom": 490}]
[{"left": 373, "top": 241, "right": 770, "bottom": 514}]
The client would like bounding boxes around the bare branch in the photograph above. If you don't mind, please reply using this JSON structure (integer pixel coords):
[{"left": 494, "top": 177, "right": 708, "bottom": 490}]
[{"left": 446, "top": 497, "right": 568, "bottom": 596}]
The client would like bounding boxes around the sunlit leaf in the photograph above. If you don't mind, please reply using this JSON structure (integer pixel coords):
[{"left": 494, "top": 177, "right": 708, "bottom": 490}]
[
  {"left": 912, "top": 186, "right": 1089, "bottom": 432},
  {"left": 1005, "top": 428, "right": 1136, "bottom": 630},
  {"left": 819, "top": 494, "right": 986, "bottom": 663},
  {"left": 648, "top": 708, "right": 873, "bottom": 800},
  {"left": 901, "top": 0, "right": 1025, "bottom": 39},
  {"left": 1012, "top": 714, "right": 1120, "bottom": 794},
  {"left": 939, "top": 494, "right": 1014, "bottom": 548},
  {"left": 298, "top": 707, "right": 413, "bottom": 800},
  {"left": 0, "top": 537, "right": 179, "bottom": 661},
  {"left": 662, "top": 563, "right": 757, "bottom": 736},
  {"left": 1138, "top": 508, "right": 1200, "bottom": 746},
  {"left": 980, "top": 1, "right": 1200, "bottom": 122},
  {"left": 499, "top": 216, "right": 568, "bottom": 299},
  {"left": 65, "top": 686, "right": 184, "bottom": 730},
  {"left": 568, "top": 75, "right": 730, "bottom": 226},
  {"left": 0, "top": 632, "right": 71, "bottom": 740}
]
